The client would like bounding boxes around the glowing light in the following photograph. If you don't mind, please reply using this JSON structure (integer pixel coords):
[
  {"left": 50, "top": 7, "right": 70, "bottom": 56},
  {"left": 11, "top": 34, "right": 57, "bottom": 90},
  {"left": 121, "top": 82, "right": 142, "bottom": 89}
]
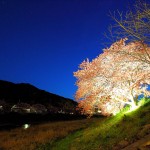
[
  {"left": 23, "top": 124, "right": 30, "bottom": 129},
  {"left": 112, "top": 111, "right": 118, "bottom": 116},
  {"left": 126, "top": 105, "right": 140, "bottom": 113}
]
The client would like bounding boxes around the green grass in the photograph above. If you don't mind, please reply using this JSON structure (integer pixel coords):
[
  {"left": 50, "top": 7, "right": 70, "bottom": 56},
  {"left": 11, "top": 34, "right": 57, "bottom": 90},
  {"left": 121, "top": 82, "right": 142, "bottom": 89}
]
[
  {"left": 0, "top": 118, "right": 98, "bottom": 150},
  {"left": 1, "top": 98, "right": 149, "bottom": 150},
  {"left": 39, "top": 97, "right": 150, "bottom": 150}
]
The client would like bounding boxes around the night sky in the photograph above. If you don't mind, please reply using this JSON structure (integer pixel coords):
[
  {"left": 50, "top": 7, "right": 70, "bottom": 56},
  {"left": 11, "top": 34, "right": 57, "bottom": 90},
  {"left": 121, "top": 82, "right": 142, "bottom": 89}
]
[{"left": 0, "top": 0, "right": 135, "bottom": 99}]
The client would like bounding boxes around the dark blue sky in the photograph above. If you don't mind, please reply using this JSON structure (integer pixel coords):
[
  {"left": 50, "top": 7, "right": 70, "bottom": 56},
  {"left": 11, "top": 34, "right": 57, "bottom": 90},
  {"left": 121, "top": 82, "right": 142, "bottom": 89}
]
[{"left": 0, "top": 0, "right": 135, "bottom": 99}]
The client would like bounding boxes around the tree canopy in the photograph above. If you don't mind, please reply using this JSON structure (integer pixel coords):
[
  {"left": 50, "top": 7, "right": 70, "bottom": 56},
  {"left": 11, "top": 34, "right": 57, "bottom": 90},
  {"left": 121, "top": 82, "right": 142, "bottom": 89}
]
[
  {"left": 74, "top": 1, "right": 150, "bottom": 116},
  {"left": 74, "top": 39, "right": 150, "bottom": 116}
]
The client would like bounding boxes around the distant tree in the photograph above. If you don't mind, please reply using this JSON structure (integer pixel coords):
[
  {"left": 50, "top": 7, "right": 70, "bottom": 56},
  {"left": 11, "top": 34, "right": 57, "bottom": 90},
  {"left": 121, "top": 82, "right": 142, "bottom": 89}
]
[
  {"left": 31, "top": 104, "right": 47, "bottom": 114},
  {"left": 74, "top": 39, "right": 150, "bottom": 116}
]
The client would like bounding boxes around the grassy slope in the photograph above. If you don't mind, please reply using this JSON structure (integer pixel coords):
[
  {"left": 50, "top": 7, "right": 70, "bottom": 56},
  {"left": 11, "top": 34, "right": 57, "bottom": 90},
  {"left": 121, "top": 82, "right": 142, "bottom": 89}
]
[
  {"left": 0, "top": 98, "right": 149, "bottom": 150},
  {"left": 48, "top": 98, "right": 150, "bottom": 150},
  {"left": 0, "top": 118, "right": 99, "bottom": 150}
]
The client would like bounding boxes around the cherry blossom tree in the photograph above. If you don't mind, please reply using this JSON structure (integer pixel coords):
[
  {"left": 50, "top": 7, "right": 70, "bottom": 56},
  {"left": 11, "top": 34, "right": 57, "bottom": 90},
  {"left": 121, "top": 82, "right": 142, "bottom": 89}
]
[
  {"left": 103, "top": 39, "right": 150, "bottom": 107},
  {"left": 74, "top": 39, "right": 150, "bottom": 116}
]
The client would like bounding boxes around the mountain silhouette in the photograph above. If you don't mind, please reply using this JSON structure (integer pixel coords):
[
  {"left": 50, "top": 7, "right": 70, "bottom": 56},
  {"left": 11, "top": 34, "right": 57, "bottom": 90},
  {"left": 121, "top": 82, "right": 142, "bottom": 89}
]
[{"left": 0, "top": 80, "right": 77, "bottom": 113}]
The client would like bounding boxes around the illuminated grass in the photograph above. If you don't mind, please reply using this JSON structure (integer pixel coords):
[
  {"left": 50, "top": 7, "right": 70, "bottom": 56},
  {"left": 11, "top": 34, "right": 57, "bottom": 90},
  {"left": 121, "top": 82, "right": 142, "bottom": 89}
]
[
  {"left": 0, "top": 118, "right": 98, "bottom": 150},
  {"left": 49, "top": 98, "right": 150, "bottom": 150},
  {"left": 0, "top": 98, "right": 149, "bottom": 150}
]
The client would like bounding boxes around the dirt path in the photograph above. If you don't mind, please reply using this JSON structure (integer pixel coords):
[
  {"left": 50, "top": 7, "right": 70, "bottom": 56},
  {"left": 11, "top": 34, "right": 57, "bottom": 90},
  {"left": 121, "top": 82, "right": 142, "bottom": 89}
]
[{"left": 122, "top": 134, "right": 150, "bottom": 150}]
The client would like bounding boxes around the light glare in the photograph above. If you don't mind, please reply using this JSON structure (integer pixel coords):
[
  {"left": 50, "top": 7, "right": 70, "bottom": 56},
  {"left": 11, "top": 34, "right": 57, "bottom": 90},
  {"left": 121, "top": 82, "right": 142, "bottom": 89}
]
[{"left": 23, "top": 124, "right": 30, "bottom": 129}]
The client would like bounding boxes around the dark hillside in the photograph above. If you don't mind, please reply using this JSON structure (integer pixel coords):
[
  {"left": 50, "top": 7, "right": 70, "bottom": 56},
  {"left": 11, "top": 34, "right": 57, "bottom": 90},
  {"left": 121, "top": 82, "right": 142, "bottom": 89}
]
[{"left": 0, "top": 80, "right": 77, "bottom": 112}]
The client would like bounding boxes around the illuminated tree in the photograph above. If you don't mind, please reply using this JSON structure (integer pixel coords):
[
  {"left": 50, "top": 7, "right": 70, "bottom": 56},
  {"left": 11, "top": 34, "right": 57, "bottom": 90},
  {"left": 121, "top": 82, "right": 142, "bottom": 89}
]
[
  {"left": 104, "top": 39, "right": 150, "bottom": 106},
  {"left": 74, "top": 39, "right": 150, "bottom": 116}
]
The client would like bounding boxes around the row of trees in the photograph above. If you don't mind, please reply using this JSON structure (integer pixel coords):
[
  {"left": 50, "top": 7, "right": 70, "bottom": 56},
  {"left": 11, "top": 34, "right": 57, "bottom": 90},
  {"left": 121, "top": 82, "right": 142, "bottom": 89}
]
[{"left": 74, "top": 1, "right": 150, "bottom": 116}]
